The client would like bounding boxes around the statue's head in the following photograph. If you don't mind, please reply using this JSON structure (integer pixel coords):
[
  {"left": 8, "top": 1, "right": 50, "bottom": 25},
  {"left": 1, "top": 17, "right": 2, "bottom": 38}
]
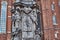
[{"left": 23, "top": 6, "right": 32, "bottom": 14}]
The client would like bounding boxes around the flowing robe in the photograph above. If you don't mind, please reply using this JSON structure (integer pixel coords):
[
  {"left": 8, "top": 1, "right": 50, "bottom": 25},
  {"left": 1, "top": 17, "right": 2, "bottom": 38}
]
[
  {"left": 12, "top": 6, "right": 40, "bottom": 40},
  {"left": 21, "top": 7, "right": 38, "bottom": 40}
]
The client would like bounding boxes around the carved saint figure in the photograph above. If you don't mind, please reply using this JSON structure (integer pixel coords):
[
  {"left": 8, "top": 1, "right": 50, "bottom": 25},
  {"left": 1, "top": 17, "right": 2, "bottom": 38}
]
[{"left": 11, "top": 2, "right": 41, "bottom": 40}]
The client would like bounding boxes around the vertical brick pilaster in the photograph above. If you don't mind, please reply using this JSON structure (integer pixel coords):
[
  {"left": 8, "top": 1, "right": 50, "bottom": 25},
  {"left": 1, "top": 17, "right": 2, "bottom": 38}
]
[
  {"left": 41, "top": 0, "right": 54, "bottom": 40},
  {"left": 7, "top": 0, "right": 12, "bottom": 40}
]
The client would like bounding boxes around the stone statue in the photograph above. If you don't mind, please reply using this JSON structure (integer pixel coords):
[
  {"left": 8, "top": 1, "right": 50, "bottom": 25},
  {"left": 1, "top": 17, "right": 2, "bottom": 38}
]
[{"left": 11, "top": 1, "right": 41, "bottom": 40}]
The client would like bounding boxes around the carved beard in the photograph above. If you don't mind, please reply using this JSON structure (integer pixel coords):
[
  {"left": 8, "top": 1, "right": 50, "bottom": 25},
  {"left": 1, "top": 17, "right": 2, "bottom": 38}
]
[{"left": 23, "top": 7, "right": 32, "bottom": 14}]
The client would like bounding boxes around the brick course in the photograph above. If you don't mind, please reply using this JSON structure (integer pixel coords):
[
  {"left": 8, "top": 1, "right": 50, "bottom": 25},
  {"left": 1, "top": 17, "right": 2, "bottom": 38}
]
[{"left": 0, "top": 0, "right": 60, "bottom": 40}]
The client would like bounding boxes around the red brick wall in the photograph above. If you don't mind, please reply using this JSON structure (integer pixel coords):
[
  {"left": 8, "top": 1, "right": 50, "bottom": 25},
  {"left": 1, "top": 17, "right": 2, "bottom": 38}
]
[
  {"left": 0, "top": 0, "right": 1, "bottom": 15},
  {"left": 41, "top": 0, "right": 54, "bottom": 40},
  {"left": 41, "top": 0, "right": 60, "bottom": 40},
  {"left": 55, "top": 0, "right": 60, "bottom": 40},
  {"left": 0, "top": 0, "right": 60, "bottom": 40},
  {"left": 0, "top": 0, "right": 13, "bottom": 40},
  {"left": 0, "top": 34, "right": 7, "bottom": 40},
  {"left": 6, "top": 0, "right": 13, "bottom": 40}
]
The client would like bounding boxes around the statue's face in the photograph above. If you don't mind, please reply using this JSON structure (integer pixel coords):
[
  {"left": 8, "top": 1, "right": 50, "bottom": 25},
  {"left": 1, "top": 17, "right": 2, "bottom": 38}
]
[{"left": 24, "top": 7, "right": 32, "bottom": 14}]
